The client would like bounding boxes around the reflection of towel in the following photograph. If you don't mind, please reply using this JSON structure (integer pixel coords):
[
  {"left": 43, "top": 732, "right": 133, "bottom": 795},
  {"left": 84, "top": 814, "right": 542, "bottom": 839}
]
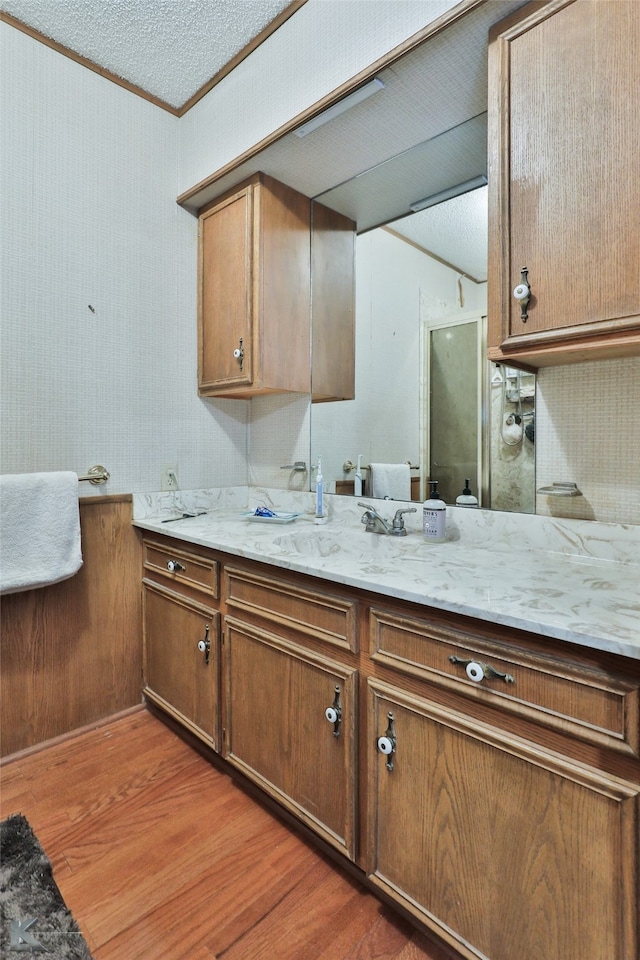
[
  {"left": 370, "top": 463, "right": 411, "bottom": 500},
  {"left": 0, "top": 472, "right": 82, "bottom": 595}
]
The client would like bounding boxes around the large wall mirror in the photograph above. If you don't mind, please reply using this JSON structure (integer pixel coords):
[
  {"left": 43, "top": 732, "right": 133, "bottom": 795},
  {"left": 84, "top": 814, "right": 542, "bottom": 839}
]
[
  {"left": 181, "top": 0, "right": 533, "bottom": 510},
  {"left": 310, "top": 184, "right": 535, "bottom": 512}
]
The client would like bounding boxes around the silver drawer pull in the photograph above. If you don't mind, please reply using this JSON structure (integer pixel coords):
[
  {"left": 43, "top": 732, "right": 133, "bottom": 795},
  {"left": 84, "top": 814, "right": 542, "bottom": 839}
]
[
  {"left": 449, "top": 655, "right": 514, "bottom": 684},
  {"left": 167, "top": 559, "right": 185, "bottom": 573}
]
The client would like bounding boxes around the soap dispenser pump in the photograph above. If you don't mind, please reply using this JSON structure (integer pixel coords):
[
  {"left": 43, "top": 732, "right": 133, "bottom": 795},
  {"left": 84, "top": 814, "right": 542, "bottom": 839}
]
[
  {"left": 423, "top": 481, "right": 447, "bottom": 543},
  {"left": 456, "top": 479, "right": 478, "bottom": 508}
]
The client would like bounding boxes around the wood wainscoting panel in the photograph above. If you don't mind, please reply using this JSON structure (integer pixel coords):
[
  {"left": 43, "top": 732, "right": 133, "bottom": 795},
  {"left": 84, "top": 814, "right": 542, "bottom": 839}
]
[{"left": 0, "top": 496, "right": 142, "bottom": 756}]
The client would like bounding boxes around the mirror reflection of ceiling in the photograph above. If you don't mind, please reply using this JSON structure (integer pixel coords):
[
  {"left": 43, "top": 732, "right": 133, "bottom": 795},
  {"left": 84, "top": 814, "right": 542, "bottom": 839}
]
[
  {"left": 385, "top": 185, "right": 488, "bottom": 283},
  {"left": 180, "top": 0, "right": 528, "bottom": 241}
]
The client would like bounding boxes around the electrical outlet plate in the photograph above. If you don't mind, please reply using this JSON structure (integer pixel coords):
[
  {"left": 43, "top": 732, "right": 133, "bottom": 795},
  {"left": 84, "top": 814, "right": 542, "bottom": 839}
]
[{"left": 161, "top": 465, "right": 178, "bottom": 491}]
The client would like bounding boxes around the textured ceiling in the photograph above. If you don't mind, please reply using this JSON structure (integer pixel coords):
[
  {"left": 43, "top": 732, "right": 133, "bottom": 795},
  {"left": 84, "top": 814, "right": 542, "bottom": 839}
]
[{"left": 1, "top": 0, "right": 294, "bottom": 108}]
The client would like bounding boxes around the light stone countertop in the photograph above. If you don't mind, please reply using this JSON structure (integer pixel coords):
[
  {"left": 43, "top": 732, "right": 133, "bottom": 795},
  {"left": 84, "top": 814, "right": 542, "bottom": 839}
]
[{"left": 133, "top": 487, "right": 640, "bottom": 661}]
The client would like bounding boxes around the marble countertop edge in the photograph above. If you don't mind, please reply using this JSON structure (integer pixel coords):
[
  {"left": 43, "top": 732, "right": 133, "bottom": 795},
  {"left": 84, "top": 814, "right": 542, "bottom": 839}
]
[{"left": 133, "top": 497, "right": 640, "bottom": 661}]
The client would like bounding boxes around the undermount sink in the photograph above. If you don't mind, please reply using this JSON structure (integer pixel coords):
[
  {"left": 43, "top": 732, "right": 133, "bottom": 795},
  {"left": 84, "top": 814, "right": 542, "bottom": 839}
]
[{"left": 272, "top": 528, "right": 413, "bottom": 562}]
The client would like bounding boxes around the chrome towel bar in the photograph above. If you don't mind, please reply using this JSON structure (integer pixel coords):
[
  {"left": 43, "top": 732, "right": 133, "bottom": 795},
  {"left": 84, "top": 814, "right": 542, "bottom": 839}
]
[{"left": 342, "top": 460, "right": 418, "bottom": 473}]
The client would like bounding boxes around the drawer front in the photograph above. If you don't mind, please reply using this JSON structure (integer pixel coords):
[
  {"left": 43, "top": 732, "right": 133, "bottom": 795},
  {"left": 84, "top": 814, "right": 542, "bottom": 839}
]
[
  {"left": 370, "top": 608, "right": 639, "bottom": 756},
  {"left": 225, "top": 566, "right": 357, "bottom": 652},
  {"left": 143, "top": 538, "right": 218, "bottom": 599}
]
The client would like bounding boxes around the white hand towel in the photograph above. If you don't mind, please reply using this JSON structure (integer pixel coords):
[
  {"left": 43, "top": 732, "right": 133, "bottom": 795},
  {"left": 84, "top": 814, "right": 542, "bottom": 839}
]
[
  {"left": 370, "top": 463, "right": 411, "bottom": 500},
  {"left": 0, "top": 472, "right": 82, "bottom": 595}
]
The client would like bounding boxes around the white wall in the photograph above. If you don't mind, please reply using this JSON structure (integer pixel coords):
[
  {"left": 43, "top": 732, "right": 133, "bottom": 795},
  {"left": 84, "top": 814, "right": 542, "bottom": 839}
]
[{"left": 0, "top": 24, "right": 248, "bottom": 496}]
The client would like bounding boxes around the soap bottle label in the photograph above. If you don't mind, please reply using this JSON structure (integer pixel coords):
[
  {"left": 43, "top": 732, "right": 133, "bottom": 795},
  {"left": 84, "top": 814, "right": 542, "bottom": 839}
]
[{"left": 423, "top": 507, "right": 446, "bottom": 540}]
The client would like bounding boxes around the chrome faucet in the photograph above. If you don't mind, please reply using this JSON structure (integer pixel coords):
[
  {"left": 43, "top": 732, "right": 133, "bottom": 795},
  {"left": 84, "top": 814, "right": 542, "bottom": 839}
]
[{"left": 358, "top": 502, "right": 416, "bottom": 536}]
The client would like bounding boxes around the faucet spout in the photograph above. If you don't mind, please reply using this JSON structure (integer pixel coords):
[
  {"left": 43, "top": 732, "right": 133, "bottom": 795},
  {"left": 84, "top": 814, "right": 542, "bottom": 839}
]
[{"left": 357, "top": 502, "right": 392, "bottom": 535}]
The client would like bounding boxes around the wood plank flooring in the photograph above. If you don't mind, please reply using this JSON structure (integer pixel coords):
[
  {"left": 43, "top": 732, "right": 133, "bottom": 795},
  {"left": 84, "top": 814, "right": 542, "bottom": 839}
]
[{"left": 1, "top": 709, "right": 453, "bottom": 960}]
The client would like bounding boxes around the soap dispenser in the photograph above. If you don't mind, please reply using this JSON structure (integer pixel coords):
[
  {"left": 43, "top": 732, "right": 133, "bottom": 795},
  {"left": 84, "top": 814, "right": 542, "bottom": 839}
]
[
  {"left": 423, "top": 481, "right": 447, "bottom": 543},
  {"left": 456, "top": 479, "right": 478, "bottom": 508}
]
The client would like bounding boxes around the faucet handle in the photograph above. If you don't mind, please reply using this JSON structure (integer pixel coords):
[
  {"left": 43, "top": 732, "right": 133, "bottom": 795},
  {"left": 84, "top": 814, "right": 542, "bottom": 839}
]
[{"left": 391, "top": 506, "right": 417, "bottom": 536}]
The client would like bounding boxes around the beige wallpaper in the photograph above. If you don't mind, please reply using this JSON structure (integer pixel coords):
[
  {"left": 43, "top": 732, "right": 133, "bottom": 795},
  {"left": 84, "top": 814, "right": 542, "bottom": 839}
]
[{"left": 535, "top": 357, "right": 640, "bottom": 524}]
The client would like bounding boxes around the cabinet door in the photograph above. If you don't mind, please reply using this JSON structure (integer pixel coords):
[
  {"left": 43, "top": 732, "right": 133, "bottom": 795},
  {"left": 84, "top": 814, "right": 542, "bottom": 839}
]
[
  {"left": 488, "top": 0, "right": 640, "bottom": 364},
  {"left": 198, "top": 184, "right": 254, "bottom": 391},
  {"left": 224, "top": 618, "right": 357, "bottom": 860},
  {"left": 143, "top": 581, "right": 219, "bottom": 749},
  {"left": 367, "top": 680, "right": 639, "bottom": 960}
]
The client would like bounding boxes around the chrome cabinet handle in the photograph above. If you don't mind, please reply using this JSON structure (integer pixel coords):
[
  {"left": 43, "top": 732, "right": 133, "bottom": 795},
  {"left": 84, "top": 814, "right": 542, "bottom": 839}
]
[
  {"left": 197, "top": 624, "right": 211, "bottom": 664},
  {"left": 166, "top": 559, "right": 185, "bottom": 573},
  {"left": 324, "top": 685, "right": 342, "bottom": 738},
  {"left": 449, "top": 655, "right": 514, "bottom": 684},
  {"left": 513, "top": 266, "right": 531, "bottom": 322},
  {"left": 377, "top": 712, "right": 397, "bottom": 771}
]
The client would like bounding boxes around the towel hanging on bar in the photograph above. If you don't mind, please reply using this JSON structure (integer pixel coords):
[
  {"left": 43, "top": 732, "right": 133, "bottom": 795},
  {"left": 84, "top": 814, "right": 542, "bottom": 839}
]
[{"left": 0, "top": 472, "right": 83, "bottom": 595}]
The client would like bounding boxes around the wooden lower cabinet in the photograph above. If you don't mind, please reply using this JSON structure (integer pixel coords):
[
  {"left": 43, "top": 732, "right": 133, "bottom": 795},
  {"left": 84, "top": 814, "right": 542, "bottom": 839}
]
[
  {"left": 143, "top": 580, "right": 220, "bottom": 749},
  {"left": 367, "top": 679, "right": 639, "bottom": 960},
  {"left": 223, "top": 617, "right": 357, "bottom": 860},
  {"left": 140, "top": 544, "right": 640, "bottom": 959}
]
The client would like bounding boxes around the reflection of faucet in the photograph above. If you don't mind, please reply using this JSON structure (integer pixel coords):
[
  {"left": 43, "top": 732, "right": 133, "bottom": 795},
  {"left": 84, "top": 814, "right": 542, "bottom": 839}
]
[{"left": 358, "top": 502, "right": 416, "bottom": 536}]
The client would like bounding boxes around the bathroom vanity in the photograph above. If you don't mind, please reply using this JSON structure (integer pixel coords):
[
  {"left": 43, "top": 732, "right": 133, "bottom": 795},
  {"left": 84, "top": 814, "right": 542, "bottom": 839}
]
[{"left": 135, "top": 493, "right": 640, "bottom": 960}]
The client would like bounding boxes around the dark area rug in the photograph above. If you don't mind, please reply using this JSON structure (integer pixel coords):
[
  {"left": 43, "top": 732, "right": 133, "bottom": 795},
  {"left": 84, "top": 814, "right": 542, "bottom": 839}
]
[{"left": 0, "top": 814, "right": 93, "bottom": 958}]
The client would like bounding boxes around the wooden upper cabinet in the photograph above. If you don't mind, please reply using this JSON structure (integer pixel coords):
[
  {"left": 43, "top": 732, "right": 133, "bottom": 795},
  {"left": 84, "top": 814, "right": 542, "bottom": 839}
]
[
  {"left": 198, "top": 173, "right": 355, "bottom": 400},
  {"left": 198, "top": 173, "right": 311, "bottom": 398},
  {"left": 487, "top": 0, "right": 640, "bottom": 367}
]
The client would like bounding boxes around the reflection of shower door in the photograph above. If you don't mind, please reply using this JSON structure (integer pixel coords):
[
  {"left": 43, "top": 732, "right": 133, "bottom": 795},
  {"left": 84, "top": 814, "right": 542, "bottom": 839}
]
[{"left": 425, "top": 315, "right": 486, "bottom": 505}]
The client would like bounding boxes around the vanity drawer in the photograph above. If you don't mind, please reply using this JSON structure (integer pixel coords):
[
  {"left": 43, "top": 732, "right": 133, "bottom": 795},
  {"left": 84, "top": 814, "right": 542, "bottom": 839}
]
[
  {"left": 143, "top": 538, "right": 219, "bottom": 599},
  {"left": 225, "top": 566, "right": 357, "bottom": 652},
  {"left": 370, "top": 608, "right": 639, "bottom": 756}
]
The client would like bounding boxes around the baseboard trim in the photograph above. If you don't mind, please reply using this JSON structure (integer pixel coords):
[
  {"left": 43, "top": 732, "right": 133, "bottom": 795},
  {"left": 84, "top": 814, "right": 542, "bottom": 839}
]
[{"left": 0, "top": 702, "right": 145, "bottom": 766}]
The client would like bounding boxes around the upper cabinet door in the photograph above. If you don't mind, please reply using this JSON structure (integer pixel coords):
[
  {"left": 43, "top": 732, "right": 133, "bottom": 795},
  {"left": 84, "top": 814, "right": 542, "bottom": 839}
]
[
  {"left": 197, "top": 173, "right": 313, "bottom": 399},
  {"left": 488, "top": 0, "right": 640, "bottom": 367},
  {"left": 198, "top": 184, "right": 254, "bottom": 391}
]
